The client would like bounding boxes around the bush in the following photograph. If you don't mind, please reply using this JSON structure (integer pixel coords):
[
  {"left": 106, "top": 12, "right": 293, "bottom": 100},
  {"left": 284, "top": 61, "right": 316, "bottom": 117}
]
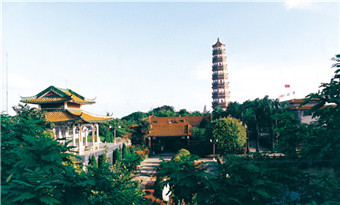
[{"left": 172, "top": 149, "right": 190, "bottom": 161}]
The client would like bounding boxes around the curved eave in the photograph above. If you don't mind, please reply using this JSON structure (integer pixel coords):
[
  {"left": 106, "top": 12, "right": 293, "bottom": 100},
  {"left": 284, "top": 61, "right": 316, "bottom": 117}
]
[
  {"left": 70, "top": 99, "right": 96, "bottom": 105},
  {"left": 67, "top": 109, "right": 112, "bottom": 123},
  {"left": 44, "top": 110, "right": 81, "bottom": 123},
  {"left": 20, "top": 98, "right": 69, "bottom": 104}
]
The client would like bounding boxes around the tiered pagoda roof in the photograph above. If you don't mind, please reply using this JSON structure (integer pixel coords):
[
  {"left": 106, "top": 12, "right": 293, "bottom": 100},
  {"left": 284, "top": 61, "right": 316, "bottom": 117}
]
[
  {"left": 20, "top": 86, "right": 111, "bottom": 124},
  {"left": 21, "top": 86, "right": 95, "bottom": 105},
  {"left": 45, "top": 109, "right": 111, "bottom": 123}
]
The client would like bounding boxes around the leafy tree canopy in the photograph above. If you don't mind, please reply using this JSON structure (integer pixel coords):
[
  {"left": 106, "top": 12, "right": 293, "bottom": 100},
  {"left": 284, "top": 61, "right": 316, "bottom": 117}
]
[{"left": 205, "top": 117, "right": 247, "bottom": 154}]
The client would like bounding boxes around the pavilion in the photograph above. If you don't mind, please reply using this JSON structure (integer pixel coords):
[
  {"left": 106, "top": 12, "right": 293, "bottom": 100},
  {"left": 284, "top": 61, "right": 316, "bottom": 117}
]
[{"left": 21, "top": 86, "right": 112, "bottom": 155}]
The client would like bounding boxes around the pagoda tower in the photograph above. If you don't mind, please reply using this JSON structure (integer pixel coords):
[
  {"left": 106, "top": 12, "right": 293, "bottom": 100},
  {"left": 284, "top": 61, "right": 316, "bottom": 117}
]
[{"left": 212, "top": 38, "right": 230, "bottom": 110}]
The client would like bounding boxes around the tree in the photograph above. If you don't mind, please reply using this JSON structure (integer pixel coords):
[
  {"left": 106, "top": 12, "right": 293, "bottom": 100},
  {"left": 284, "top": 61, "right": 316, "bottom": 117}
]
[
  {"left": 112, "top": 149, "right": 122, "bottom": 165},
  {"left": 1, "top": 105, "right": 89, "bottom": 204},
  {"left": 272, "top": 111, "right": 310, "bottom": 158},
  {"left": 131, "top": 118, "right": 151, "bottom": 146},
  {"left": 88, "top": 155, "right": 98, "bottom": 167},
  {"left": 121, "top": 143, "right": 129, "bottom": 159},
  {"left": 212, "top": 106, "right": 225, "bottom": 120},
  {"left": 98, "top": 153, "right": 108, "bottom": 168},
  {"left": 178, "top": 109, "right": 190, "bottom": 116},
  {"left": 155, "top": 152, "right": 217, "bottom": 204},
  {"left": 149, "top": 105, "right": 176, "bottom": 117},
  {"left": 1, "top": 104, "right": 149, "bottom": 205},
  {"left": 205, "top": 117, "right": 247, "bottom": 154},
  {"left": 302, "top": 54, "right": 340, "bottom": 163},
  {"left": 121, "top": 111, "right": 148, "bottom": 125},
  {"left": 215, "top": 155, "right": 340, "bottom": 204}
]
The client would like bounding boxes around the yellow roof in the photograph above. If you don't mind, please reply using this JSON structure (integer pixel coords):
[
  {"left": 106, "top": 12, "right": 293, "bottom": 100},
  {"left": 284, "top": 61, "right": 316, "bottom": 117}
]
[
  {"left": 21, "top": 86, "right": 95, "bottom": 105},
  {"left": 45, "top": 109, "right": 111, "bottom": 123},
  {"left": 148, "top": 116, "right": 210, "bottom": 126},
  {"left": 45, "top": 110, "right": 78, "bottom": 122},
  {"left": 67, "top": 109, "right": 111, "bottom": 122},
  {"left": 22, "top": 97, "right": 69, "bottom": 104},
  {"left": 148, "top": 123, "right": 191, "bottom": 137},
  {"left": 147, "top": 115, "right": 210, "bottom": 137}
]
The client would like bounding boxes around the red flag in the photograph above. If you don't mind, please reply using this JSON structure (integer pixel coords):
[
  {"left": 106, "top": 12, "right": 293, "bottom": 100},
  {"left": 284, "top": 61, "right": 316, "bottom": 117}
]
[
  {"left": 293, "top": 91, "right": 295, "bottom": 95},
  {"left": 285, "top": 84, "right": 290, "bottom": 88}
]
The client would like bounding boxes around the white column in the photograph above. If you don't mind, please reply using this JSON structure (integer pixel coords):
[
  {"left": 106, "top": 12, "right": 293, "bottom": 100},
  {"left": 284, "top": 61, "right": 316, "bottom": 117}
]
[
  {"left": 65, "top": 126, "right": 69, "bottom": 144},
  {"left": 85, "top": 127, "right": 88, "bottom": 147},
  {"left": 57, "top": 126, "right": 62, "bottom": 140},
  {"left": 52, "top": 128, "right": 56, "bottom": 139},
  {"left": 91, "top": 124, "right": 95, "bottom": 150},
  {"left": 72, "top": 125, "right": 76, "bottom": 146},
  {"left": 79, "top": 125, "right": 84, "bottom": 155},
  {"left": 96, "top": 124, "right": 100, "bottom": 149}
]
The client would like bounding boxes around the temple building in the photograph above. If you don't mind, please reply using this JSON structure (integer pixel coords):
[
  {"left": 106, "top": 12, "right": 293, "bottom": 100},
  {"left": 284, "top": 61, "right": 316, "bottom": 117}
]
[
  {"left": 146, "top": 115, "right": 211, "bottom": 153},
  {"left": 20, "top": 86, "right": 112, "bottom": 155},
  {"left": 212, "top": 38, "right": 231, "bottom": 110}
]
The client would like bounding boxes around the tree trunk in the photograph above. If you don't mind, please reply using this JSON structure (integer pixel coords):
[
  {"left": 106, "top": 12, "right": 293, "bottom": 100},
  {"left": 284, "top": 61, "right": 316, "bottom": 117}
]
[
  {"left": 246, "top": 127, "right": 250, "bottom": 154},
  {"left": 256, "top": 123, "right": 259, "bottom": 152},
  {"left": 270, "top": 121, "right": 274, "bottom": 151}
]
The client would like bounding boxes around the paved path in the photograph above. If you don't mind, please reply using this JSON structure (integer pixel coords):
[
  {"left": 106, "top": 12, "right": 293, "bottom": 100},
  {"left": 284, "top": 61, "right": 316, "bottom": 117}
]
[{"left": 134, "top": 154, "right": 173, "bottom": 188}]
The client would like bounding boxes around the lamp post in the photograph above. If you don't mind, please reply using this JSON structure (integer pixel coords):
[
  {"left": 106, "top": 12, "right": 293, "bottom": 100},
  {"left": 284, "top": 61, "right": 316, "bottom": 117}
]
[
  {"left": 210, "top": 138, "right": 218, "bottom": 161},
  {"left": 114, "top": 124, "right": 121, "bottom": 144}
]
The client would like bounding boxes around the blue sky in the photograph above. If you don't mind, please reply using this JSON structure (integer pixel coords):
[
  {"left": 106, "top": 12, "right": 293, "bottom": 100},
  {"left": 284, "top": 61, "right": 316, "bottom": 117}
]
[{"left": 2, "top": 1, "right": 339, "bottom": 118}]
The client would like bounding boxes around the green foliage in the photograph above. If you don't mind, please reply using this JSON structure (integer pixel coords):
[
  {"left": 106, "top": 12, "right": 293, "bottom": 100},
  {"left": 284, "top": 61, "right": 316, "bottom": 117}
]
[
  {"left": 85, "top": 157, "right": 148, "bottom": 205},
  {"left": 88, "top": 155, "right": 98, "bottom": 167},
  {"left": 1, "top": 104, "right": 148, "bottom": 205},
  {"left": 206, "top": 117, "right": 247, "bottom": 154},
  {"left": 131, "top": 118, "right": 151, "bottom": 145},
  {"left": 112, "top": 149, "right": 122, "bottom": 165},
  {"left": 302, "top": 54, "right": 340, "bottom": 163},
  {"left": 155, "top": 153, "right": 216, "bottom": 204},
  {"left": 212, "top": 106, "right": 224, "bottom": 120},
  {"left": 172, "top": 149, "right": 191, "bottom": 161},
  {"left": 121, "top": 144, "right": 129, "bottom": 159},
  {"left": 155, "top": 152, "right": 340, "bottom": 204},
  {"left": 148, "top": 105, "right": 176, "bottom": 117},
  {"left": 121, "top": 111, "right": 148, "bottom": 125},
  {"left": 215, "top": 155, "right": 340, "bottom": 204},
  {"left": 1, "top": 104, "right": 88, "bottom": 204},
  {"left": 116, "top": 146, "right": 142, "bottom": 171},
  {"left": 99, "top": 119, "right": 130, "bottom": 142},
  {"left": 190, "top": 126, "right": 206, "bottom": 140},
  {"left": 98, "top": 153, "right": 108, "bottom": 168},
  {"left": 273, "top": 111, "right": 310, "bottom": 158}
]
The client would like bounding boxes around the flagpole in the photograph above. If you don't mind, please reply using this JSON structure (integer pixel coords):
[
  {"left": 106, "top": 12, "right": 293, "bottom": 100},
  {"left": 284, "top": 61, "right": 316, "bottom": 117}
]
[{"left": 6, "top": 53, "right": 8, "bottom": 114}]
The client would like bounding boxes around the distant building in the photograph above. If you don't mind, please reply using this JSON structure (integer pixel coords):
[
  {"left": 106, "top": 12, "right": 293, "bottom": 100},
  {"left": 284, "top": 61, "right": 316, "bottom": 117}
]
[
  {"left": 283, "top": 98, "right": 319, "bottom": 124},
  {"left": 212, "top": 38, "right": 230, "bottom": 110},
  {"left": 146, "top": 115, "right": 211, "bottom": 153},
  {"left": 21, "top": 86, "right": 113, "bottom": 156}
]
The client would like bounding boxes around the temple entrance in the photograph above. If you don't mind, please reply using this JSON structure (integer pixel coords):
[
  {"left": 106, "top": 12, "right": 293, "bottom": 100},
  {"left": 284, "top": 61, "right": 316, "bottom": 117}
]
[{"left": 151, "top": 136, "right": 189, "bottom": 154}]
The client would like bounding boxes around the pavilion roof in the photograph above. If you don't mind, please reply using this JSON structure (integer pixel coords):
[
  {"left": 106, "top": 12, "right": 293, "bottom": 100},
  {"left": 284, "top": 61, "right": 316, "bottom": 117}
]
[
  {"left": 45, "top": 109, "right": 111, "bottom": 123},
  {"left": 20, "top": 86, "right": 95, "bottom": 105}
]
